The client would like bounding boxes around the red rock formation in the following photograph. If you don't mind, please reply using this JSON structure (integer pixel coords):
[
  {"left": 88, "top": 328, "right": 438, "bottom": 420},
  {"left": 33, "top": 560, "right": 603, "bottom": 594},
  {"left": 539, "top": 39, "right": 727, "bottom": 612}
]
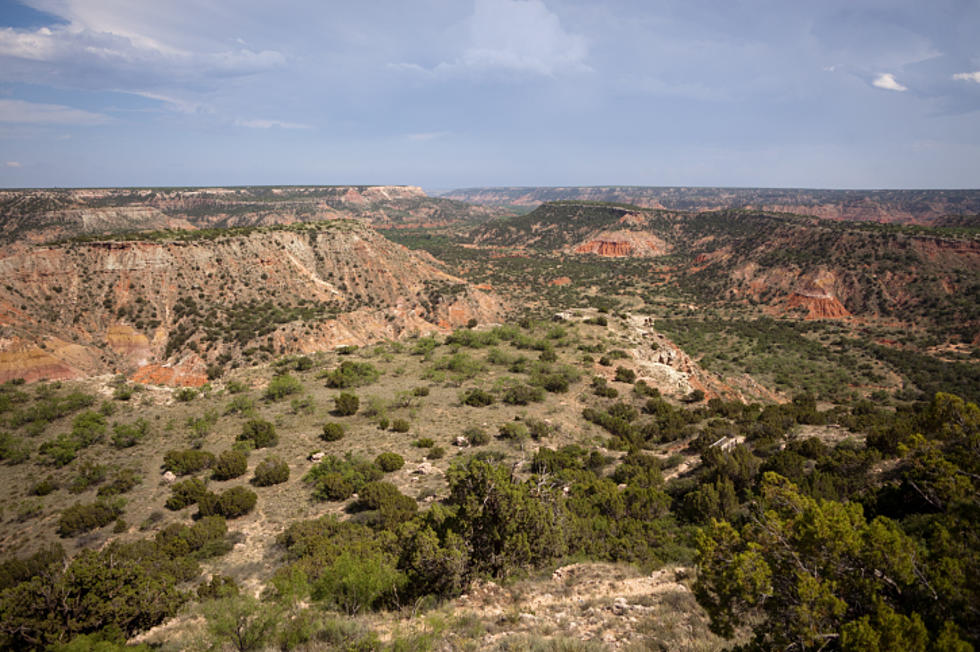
[
  {"left": 575, "top": 241, "right": 634, "bottom": 256},
  {"left": 548, "top": 277, "right": 572, "bottom": 286},
  {"left": 570, "top": 231, "right": 669, "bottom": 258},
  {"left": 787, "top": 292, "right": 851, "bottom": 319},
  {"left": 131, "top": 353, "right": 208, "bottom": 387}
]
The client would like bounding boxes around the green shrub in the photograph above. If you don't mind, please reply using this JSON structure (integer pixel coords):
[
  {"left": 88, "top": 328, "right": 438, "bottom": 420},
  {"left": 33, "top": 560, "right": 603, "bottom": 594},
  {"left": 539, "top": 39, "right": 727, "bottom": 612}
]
[
  {"left": 212, "top": 450, "right": 248, "bottom": 481},
  {"left": 321, "top": 422, "right": 345, "bottom": 442},
  {"left": 101, "top": 399, "right": 118, "bottom": 417},
  {"left": 305, "top": 453, "right": 383, "bottom": 501},
  {"left": 166, "top": 477, "right": 209, "bottom": 510},
  {"left": 198, "top": 486, "right": 257, "bottom": 519},
  {"left": 252, "top": 456, "right": 289, "bottom": 486},
  {"left": 68, "top": 462, "right": 108, "bottom": 494},
  {"left": 324, "top": 361, "right": 380, "bottom": 388},
  {"left": 290, "top": 395, "right": 315, "bottom": 415},
  {"left": 38, "top": 434, "right": 78, "bottom": 467},
  {"left": 58, "top": 501, "right": 122, "bottom": 537},
  {"left": 265, "top": 373, "right": 303, "bottom": 400},
  {"left": 312, "top": 473, "right": 355, "bottom": 501},
  {"left": 311, "top": 551, "right": 405, "bottom": 615},
  {"left": 70, "top": 410, "right": 107, "bottom": 447},
  {"left": 498, "top": 422, "right": 530, "bottom": 441},
  {"left": 111, "top": 419, "right": 148, "bottom": 448},
  {"left": 461, "top": 388, "right": 494, "bottom": 407},
  {"left": 434, "top": 352, "right": 486, "bottom": 381},
  {"left": 375, "top": 452, "right": 404, "bottom": 472},
  {"left": 226, "top": 380, "right": 248, "bottom": 393},
  {"left": 413, "top": 437, "right": 435, "bottom": 448},
  {"left": 614, "top": 367, "right": 637, "bottom": 383},
  {"left": 0, "top": 432, "right": 30, "bottom": 464},
  {"left": 186, "top": 410, "right": 218, "bottom": 443},
  {"left": 294, "top": 356, "right": 314, "bottom": 371},
  {"left": 333, "top": 392, "right": 360, "bottom": 416},
  {"left": 684, "top": 388, "right": 706, "bottom": 403},
  {"left": 30, "top": 476, "right": 58, "bottom": 496},
  {"left": 502, "top": 384, "right": 545, "bottom": 405},
  {"left": 412, "top": 386, "right": 430, "bottom": 397},
  {"left": 410, "top": 336, "right": 439, "bottom": 356},
  {"left": 238, "top": 419, "right": 278, "bottom": 448},
  {"left": 390, "top": 418, "right": 411, "bottom": 433},
  {"left": 354, "top": 481, "right": 417, "bottom": 528},
  {"left": 97, "top": 468, "right": 141, "bottom": 497},
  {"left": 592, "top": 376, "right": 619, "bottom": 398},
  {"left": 464, "top": 427, "right": 490, "bottom": 446},
  {"left": 175, "top": 387, "right": 197, "bottom": 402},
  {"left": 113, "top": 383, "right": 134, "bottom": 401},
  {"left": 427, "top": 446, "right": 446, "bottom": 460},
  {"left": 163, "top": 449, "right": 216, "bottom": 475},
  {"left": 156, "top": 515, "right": 229, "bottom": 558},
  {"left": 525, "top": 418, "right": 556, "bottom": 440},
  {"left": 224, "top": 395, "right": 255, "bottom": 416}
]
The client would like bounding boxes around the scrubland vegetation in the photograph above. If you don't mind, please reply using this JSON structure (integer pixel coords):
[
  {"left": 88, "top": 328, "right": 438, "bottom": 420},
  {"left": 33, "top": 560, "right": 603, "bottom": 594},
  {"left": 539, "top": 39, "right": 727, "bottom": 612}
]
[
  {"left": 0, "top": 200, "right": 978, "bottom": 650},
  {"left": 1, "top": 311, "right": 977, "bottom": 650}
]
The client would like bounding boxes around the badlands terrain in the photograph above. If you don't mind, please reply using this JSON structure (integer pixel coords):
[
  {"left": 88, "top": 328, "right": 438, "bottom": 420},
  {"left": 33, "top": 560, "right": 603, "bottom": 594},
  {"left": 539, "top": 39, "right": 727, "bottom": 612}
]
[{"left": 0, "top": 185, "right": 977, "bottom": 651}]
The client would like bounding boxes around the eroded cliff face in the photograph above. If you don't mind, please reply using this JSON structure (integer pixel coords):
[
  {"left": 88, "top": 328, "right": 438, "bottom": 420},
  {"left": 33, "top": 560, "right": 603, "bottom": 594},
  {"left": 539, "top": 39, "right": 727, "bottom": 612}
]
[
  {"left": 571, "top": 230, "right": 669, "bottom": 257},
  {"left": 0, "top": 221, "right": 503, "bottom": 384}
]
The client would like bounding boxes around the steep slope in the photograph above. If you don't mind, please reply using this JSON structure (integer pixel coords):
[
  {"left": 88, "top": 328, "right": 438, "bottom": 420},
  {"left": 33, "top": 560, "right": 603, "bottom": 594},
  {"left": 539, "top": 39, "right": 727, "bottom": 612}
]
[
  {"left": 445, "top": 186, "right": 980, "bottom": 225},
  {"left": 0, "top": 186, "right": 506, "bottom": 247},
  {"left": 0, "top": 221, "right": 502, "bottom": 384}
]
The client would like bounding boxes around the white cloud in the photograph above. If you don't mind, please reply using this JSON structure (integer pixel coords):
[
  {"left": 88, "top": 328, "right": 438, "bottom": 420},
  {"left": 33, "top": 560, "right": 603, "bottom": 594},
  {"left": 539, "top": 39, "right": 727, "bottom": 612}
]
[
  {"left": 398, "top": 0, "right": 588, "bottom": 79},
  {"left": 872, "top": 73, "right": 907, "bottom": 91},
  {"left": 406, "top": 131, "right": 449, "bottom": 141},
  {"left": 126, "top": 91, "right": 209, "bottom": 115},
  {"left": 234, "top": 118, "right": 310, "bottom": 129},
  {"left": 0, "top": 19, "right": 284, "bottom": 91},
  {"left": 0, "top": 99, "right": 110, "bottom": 125},
  {"left": 953, "top": 71, "right": 980, "bottom": 84},
  {"left": 6, "top": 161, "right": 22, "bottom": 167}
]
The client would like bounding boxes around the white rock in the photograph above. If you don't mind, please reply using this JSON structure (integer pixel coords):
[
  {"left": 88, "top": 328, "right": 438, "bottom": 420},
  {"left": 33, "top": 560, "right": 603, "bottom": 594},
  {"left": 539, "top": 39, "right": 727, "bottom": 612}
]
[{"left": 161, "top": 470, "right": 177, "bottom": 485}]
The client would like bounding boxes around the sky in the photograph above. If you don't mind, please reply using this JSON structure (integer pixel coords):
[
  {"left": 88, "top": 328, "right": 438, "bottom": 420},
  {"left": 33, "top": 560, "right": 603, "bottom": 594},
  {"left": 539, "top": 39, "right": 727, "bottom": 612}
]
[{"left": 0, "top": 0, "right": 978, "bottom": 189}]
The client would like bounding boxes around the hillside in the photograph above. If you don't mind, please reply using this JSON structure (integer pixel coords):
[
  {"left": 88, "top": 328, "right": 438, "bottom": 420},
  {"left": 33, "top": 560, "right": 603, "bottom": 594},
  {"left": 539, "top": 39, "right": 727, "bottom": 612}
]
[
  {"left": 465, "top": 202, "right": 980, "bottom": 345},
  {"left": 444, "top": 186, "right": 980, "bottom": 225},
  {"left": 0, "top": 312, "right": 977, "bottom": 650},
  {"left": 0, "top": 220, "right": 502, "bottom": 385},
  {"left": 0, "top": 186, "right": 507, "bottom": 247}
]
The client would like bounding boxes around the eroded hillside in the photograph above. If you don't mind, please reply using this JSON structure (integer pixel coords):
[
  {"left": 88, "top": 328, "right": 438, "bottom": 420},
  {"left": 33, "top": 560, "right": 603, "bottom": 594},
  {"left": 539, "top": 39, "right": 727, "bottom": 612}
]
[
  {"left": 0, "top": 221, "right": 502, "bottom": 384},
  {"left": 463, "top": 202, "right": 980, "bottom": 345},
  {"left": 0, "top": 185, "right": 508, "bottom": 247}
]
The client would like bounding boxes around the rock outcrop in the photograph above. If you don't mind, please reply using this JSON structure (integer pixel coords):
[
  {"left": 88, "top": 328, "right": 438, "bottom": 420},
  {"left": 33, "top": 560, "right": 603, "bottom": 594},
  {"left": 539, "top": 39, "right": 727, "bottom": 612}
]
[{"left": 571, "top": 230, "right": 669, "bottom": 257}]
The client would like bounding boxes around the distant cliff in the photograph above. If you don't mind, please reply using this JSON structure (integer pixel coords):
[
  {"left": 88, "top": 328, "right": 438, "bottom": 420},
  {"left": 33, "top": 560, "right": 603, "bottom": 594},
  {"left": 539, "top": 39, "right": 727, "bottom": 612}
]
[
  {"left": 443, "top": 186, "right": 980, "bottom": 226},
  {"left": 0, "top": 185, "right": 507, "bottom": 247}
]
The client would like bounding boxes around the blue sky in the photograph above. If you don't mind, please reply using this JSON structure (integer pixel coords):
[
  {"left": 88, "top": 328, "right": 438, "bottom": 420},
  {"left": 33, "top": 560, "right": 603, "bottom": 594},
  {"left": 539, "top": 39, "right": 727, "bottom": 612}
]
[{"left": 0, "top": 0, "right": 978, "bottom": 189}]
